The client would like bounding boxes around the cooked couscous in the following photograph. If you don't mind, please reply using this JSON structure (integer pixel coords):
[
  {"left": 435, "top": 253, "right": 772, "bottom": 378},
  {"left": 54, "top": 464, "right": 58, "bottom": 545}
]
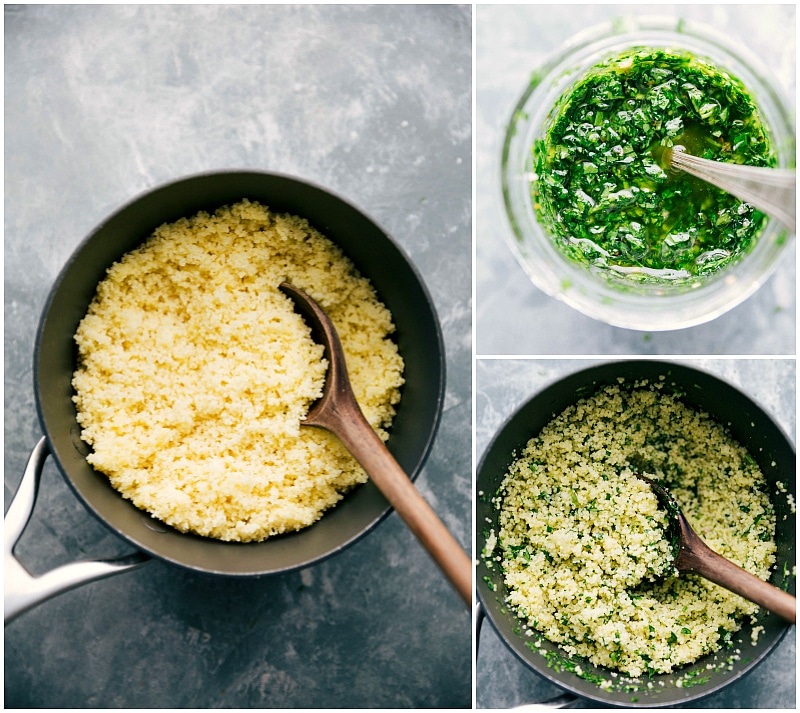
[
  {"left": 72, "top": 200, "right": 404, "bottom": 542},
  {"left": 484, "top": 379, "right": 776, "bottom": 677}
]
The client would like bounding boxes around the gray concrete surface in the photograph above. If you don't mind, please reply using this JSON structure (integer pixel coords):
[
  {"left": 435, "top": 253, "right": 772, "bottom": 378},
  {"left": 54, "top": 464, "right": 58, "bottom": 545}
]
[
  {"left": 5, "top": 4, "right": 796, "bottom": 710},
  {"left": 477, "top": 4, "right": 796, "bottom": 355},
  {"left": 476, "top": 358, "right": 796, "bottom": 708},
  {"left": 4, "top": 5, "right": 471, "bottom": 708}
]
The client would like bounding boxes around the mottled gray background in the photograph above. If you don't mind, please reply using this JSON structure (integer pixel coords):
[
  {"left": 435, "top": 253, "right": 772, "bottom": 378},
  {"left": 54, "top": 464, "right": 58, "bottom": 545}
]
[
  {"left": 5, "top": 4, "right": 471, "bottom": 708},
  {"left": 475, "top": 358, "right": 796, "bottom": 708},
  {"left": 477, "top": 4, "right": 796, "bottom": 354}
]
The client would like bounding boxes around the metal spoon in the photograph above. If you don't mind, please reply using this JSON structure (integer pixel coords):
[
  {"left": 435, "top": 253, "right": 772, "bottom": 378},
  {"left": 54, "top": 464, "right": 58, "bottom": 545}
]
[
  {"left": 637, "top": 474, "right": 795, "bottom": 623},
  {"left": 665, "top": 146, "right": 796, "bottom": 233},
  {"left": 279, "top": 282, "right": 472, "bottom": 607}
]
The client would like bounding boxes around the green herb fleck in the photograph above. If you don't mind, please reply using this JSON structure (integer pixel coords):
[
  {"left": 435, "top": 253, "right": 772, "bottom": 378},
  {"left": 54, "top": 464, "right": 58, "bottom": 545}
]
[{"left": 532, "top": 48, "right": 774, "bottom": 281}]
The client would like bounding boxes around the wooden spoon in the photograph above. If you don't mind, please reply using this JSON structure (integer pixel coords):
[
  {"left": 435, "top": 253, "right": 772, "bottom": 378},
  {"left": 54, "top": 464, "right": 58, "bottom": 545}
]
[
  {"left": 637, "top": 474, "right": 795, "bottom": 623},
  {"left": 280, "top": 282, "right": 472, "bottom": 607}
]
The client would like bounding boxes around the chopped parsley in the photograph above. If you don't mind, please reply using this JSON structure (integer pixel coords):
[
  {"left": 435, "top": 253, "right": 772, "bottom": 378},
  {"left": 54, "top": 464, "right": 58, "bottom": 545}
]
[{"left": 532, "top": 47, "right": 774, "bottom": 280}]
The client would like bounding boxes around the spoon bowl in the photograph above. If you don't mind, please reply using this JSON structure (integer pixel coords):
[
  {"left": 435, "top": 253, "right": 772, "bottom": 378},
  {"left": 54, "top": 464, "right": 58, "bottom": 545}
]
[
  {"left": 637, "top": 473, "right": 796, "bottom": 623},
  {"left": 664, "top": 146, "right": 796, "bottom": 233},
  {"left": 280, "top": 282, "right": 472, "bottom": 607}
]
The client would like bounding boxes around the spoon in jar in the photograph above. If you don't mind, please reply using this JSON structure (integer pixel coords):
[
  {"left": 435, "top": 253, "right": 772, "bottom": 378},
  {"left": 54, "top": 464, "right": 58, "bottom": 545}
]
[
  {"left": 279, "top": 282, "right": 472, "bottom": 608},
  {"left": 664, "top": 146, "right": 796, "bottom": 233},
  {"left": 637, "top": 474, "right": 795, "bottom": 623}
]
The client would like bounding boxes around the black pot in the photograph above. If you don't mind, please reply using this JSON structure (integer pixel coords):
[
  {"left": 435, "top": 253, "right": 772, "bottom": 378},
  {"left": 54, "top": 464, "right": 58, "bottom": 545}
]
[
  {"left": 6, "top": 170, "right": 445, "bottom": 621},
  {"left": 476, "top": 360, "right": 795, "bottom": 707}
]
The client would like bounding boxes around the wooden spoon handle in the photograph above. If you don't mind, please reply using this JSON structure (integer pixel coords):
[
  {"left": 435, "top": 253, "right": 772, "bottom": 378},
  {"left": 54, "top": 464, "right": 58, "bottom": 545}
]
[
  {"left": 279, "top": 282, "right": 472, "bottom": 607},
  {"left": 317, "top": 405, "right": 472, "bottom": 608},
  {"left": 686, "top": 539, "right": 795, "bottom": 624}
]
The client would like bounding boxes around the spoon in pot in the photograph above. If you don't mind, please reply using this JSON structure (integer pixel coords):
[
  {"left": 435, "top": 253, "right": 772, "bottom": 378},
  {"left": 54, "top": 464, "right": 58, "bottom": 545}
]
[
  {"left": 280, "top": 282, "right": 472, "bottom": 608},
  {"left": 663, "top": 146, "right": 796, "bottom": 233},
  {"left": 637, "top": 474, "right": 795, "bottom": 623}
]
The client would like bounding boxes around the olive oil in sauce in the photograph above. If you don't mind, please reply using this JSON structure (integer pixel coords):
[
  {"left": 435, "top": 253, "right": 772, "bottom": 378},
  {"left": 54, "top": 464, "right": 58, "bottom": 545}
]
[{"left": 533, "top": 48, "right": 774, "bottom": 280}]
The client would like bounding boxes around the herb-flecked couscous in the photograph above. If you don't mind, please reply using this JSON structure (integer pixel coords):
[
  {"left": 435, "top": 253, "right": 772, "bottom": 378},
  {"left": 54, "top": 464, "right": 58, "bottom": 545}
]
[
  {"left": 72, "top": 200, "right": 404, "bottom": 542},
  {"left": 483, "top": 379, "right": 776, "bottom": 677}
]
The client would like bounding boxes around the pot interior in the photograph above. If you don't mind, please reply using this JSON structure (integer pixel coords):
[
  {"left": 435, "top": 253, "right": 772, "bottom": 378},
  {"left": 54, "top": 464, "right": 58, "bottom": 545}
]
[
  {"left": 476, "top": 360, "right": 795, "bottom": 707},
  {"left": 34, "top": 170, "right": 445, "bottom": 576}
]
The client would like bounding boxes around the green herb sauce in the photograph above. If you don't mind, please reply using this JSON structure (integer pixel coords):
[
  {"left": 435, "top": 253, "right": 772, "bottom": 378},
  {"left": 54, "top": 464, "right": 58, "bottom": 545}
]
[{"left": 533, "top": 48, "right": 774, "bottom": 280}]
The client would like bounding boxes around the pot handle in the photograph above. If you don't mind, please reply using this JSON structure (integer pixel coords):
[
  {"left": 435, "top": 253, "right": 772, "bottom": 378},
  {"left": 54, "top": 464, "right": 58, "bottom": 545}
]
[
  {"left": 474, "top": 600, "right": 578, "bottom": 709},
  {"left": 4, "top": 437, "right": 149, "bottom": 624}
]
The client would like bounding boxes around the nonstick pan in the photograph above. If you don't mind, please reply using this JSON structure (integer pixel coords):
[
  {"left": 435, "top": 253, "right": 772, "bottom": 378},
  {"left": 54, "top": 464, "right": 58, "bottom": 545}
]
[
  {"left": 475, "top": 360, "right": 795, "bottom": 708},
  {"left": 6, "top": 170, "right": 445, "bottom": 622}
]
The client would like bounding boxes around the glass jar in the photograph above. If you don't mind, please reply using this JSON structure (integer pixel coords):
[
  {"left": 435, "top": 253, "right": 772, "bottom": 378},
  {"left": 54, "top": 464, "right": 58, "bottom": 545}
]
[{"left": 501, "top": 16, "right": 795, "bottom": 330}]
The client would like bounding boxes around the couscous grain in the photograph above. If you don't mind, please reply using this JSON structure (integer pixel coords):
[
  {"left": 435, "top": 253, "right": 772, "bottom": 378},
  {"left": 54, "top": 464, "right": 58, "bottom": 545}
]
[
  {"left": 484, "top": 380, "right": 776, "bottom": 677},
  {"left": 72, "top": 200, "right": 404, "bottom": 542}
]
